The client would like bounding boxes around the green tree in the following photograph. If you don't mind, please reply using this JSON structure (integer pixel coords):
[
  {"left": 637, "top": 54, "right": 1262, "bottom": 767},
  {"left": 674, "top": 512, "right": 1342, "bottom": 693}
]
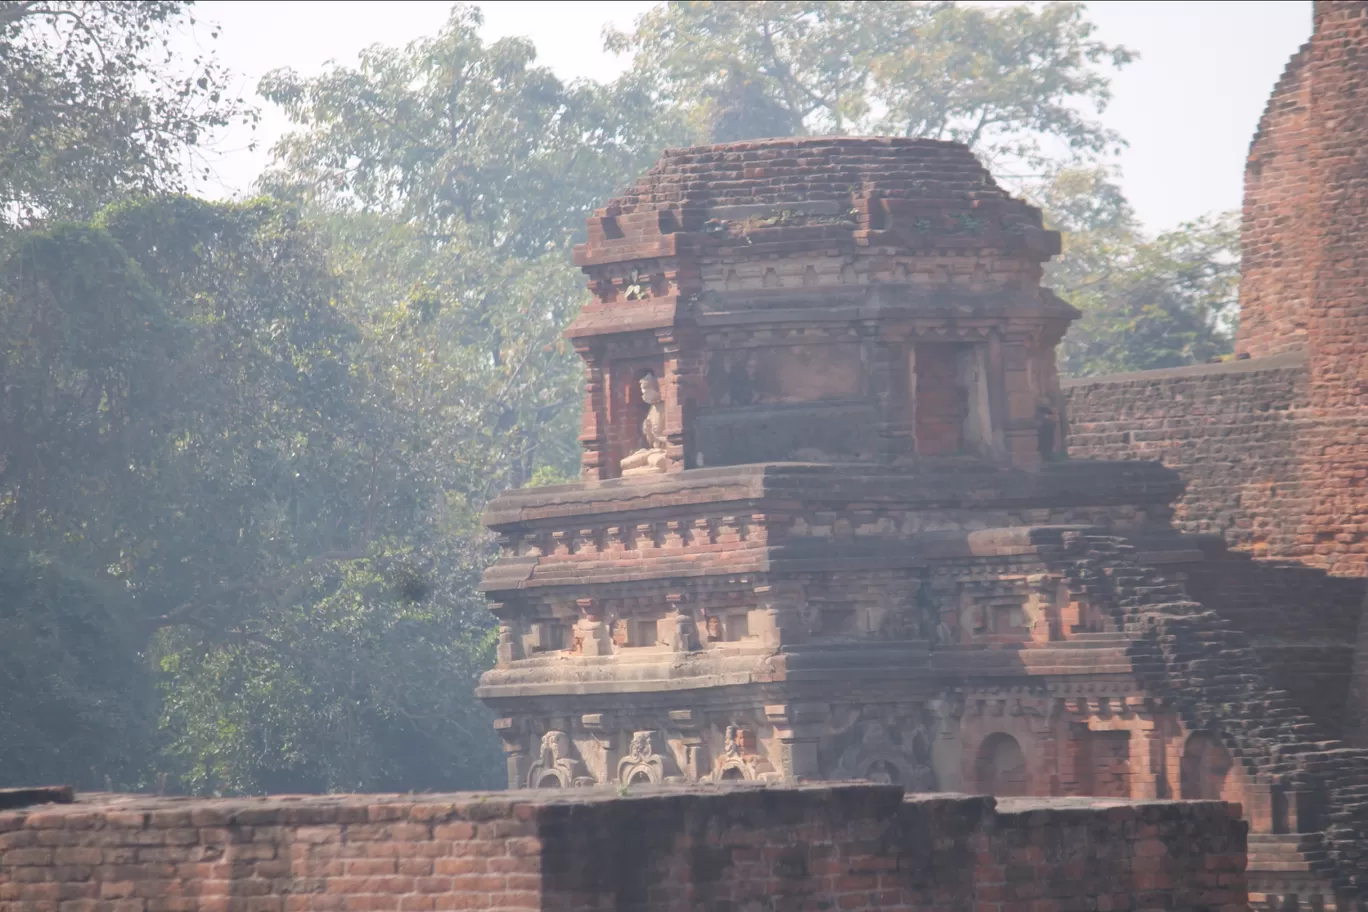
[
  {"left": 145, "top": 6, "right": 671, "bottom": 792},
  {"left": 1036, "top": 168, "right": 1239, "bottom": 376},
  {"left": 0, "top": 1, "right": 253, "bottom": 229},
  {"left": 0, "top": 535, "right": 154, "bottom": 790},
  {"left": 606, "top": 1, "right": 1133, "bottom": 167},
  {"left": 1, "top": 196, "right": 510, "bottom": 793},
  {"left": 255, "top": 5, "right": 673, "bottom": 493},
  {"left": 257, "top": 5, "right": 673, "bottom": 254}
]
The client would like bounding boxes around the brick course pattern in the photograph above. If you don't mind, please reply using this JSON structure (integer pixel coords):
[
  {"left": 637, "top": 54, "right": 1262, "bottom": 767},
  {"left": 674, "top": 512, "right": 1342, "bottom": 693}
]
[
  {"left": 0, "top": 785, "right": 1246, "bottom": 912},
  {"left": 1067, "top": 2, "right": 1368, "bottom": 580},
  {"left": 1063, "top": 354, "right": 1313, "bottom": 559}
]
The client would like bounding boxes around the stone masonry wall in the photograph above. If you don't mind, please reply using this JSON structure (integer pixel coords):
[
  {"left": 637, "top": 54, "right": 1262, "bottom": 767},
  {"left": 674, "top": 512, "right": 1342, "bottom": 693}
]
[
  {"left": 0, "top": 786, "right": 1247, "bottom": 912},
  {"left": 1063, "top": 353, "right": 1312, "bottom": 559}
]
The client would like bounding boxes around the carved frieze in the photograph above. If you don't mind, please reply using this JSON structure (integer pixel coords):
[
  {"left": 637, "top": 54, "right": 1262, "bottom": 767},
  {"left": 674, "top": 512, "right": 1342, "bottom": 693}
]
[
  {"left": 527, "top": 731, "right": 594, "bottom": 788},
  {"left": 616, "top": 730, "right": 681, "bottom": 785}
]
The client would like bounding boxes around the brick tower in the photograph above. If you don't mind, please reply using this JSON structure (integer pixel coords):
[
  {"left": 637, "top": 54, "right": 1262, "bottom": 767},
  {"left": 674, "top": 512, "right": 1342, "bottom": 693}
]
[{"left": 1239, "top": 0, "right": 1368, "bottom": 579}]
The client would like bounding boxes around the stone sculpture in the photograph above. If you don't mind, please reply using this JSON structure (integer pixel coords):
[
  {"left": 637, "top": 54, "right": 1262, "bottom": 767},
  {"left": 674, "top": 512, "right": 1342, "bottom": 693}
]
[{"left": 619, "top": 371, "right": 668, "bottom": 476}]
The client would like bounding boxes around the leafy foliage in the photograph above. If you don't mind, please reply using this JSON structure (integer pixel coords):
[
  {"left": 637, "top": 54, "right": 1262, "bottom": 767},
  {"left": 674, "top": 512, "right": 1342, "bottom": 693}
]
[
  {"left": 0, "top": 535, "right": 153, "bottom": 790},
  {"left": 0, "top": 1, "right": 254, "bottom": 228},
  {"left": 158, "top": 553, "right": 501, "bottom": 795},
  {"left": 258, "top": 5, "right": 675, "bottom": 253},
  {"left": 1036, "top": 168, "right": 1239, "bottom": 376},
  {"left": 1, "top": 196, "right": 504, "bottom": 792},
  {"left": 606, "top": 1, "right": 1133, "bottom": 168}
]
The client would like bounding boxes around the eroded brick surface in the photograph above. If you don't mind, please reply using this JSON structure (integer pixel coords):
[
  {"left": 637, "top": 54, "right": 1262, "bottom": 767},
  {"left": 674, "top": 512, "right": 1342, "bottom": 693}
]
[
  {"left": 1066, "top": 1, "right": 1368, "bottom": 582},
  {"left": 0, "top": 786, "right": 1246, "bottom": 912}
]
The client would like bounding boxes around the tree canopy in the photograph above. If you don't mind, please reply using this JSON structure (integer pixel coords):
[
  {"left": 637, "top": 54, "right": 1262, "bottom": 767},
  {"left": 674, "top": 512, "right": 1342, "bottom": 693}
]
[
  {"left": 0, "top": 1, "right": 253, "bottom": 229},
  {"left": 606, "top": 1, "right": 1133, "bottom": 169},
  {"left": 1034, "top": 167, "right": 1239, "bottom": 376}
]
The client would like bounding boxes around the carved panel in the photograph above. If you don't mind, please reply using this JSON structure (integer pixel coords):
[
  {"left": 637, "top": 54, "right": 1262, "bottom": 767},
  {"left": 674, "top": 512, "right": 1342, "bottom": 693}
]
[
  {"left": 617, "top": 730, "right": 682, "bottom": 785},
  {"left": 706, "top": 343, "right": 863, "bottom": 407},
  {"left": 709, "top": 724, "right": 780, "bottom": 782},
  {"left": 527, "top": 731, "right": 594, "bottom": 788}
]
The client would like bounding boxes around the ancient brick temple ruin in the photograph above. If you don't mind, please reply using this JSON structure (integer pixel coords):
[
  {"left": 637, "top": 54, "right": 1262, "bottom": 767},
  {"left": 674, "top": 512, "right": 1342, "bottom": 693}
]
[{"left": 477, "top": 4, "right": 1368, "bottom": 910}]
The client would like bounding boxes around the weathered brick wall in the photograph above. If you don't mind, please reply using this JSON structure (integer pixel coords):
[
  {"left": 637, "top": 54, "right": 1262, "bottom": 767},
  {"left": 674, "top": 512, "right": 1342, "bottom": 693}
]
[
  {"left": 0, "top": 791, "right": 545, "bottom": 912},
  {"left": 1063, "top": 353, "right": 1312, "bottom": 558},
  {"left": 1302, "top": 1, "right": 1368, "bottom": 581},
  {"left": 1238, "top": 40, "right": 1314, "bottom": 359},
  {"left": 1181, "top": 554, "right": 1365, "bottom": 740},
  {"left": 0, "top": 785, "right": 1246, "bottom": 912}
]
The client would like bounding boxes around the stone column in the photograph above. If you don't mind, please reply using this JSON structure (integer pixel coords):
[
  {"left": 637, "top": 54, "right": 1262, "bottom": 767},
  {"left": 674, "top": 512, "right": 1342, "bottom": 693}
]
[
  {"left": 575, "top": 342, "right": 609, "bottom": 480},
  {"left": 1000, "top": 335, "right": 1040, "bottom": 467},
  {"left": 1124, "top": 708, "right": 1168, "bottom": 800},
  {"left": 864, "top": 324, "right": 913, "bottom": 463},
  {"left": 765, "top": 704, "right": 824, "bottom": 781},
  {"left": 494, "top": 718, "right": 530, "bottom": 789},
  {"left": 986, "top": 329, "right": 1008, "bottom": 459},
  {"left": 656, "top": 327, "right": 703, "bottom": 472}
]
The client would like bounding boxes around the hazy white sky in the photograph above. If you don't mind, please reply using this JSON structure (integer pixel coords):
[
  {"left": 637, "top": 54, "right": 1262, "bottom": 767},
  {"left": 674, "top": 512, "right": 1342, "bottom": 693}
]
[{"left": 185, "top": 0, "right": 1313, "bottom": 234}]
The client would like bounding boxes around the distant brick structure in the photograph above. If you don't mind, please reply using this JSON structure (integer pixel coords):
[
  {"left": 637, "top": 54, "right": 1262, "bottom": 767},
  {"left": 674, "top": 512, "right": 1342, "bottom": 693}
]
[{"left": 0, "top": 785, "right": 1248, "bottom": 912}]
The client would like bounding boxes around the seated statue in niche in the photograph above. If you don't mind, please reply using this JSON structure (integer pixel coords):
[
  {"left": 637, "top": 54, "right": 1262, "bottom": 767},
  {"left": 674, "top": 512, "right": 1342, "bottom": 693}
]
[{"left": 620, "top": 371, "right": 669, "bottom": 476}]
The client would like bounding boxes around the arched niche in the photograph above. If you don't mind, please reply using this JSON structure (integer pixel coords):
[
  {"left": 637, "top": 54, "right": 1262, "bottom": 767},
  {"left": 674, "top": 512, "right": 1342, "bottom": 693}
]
[{"left": 974, "top": 732, "right": 1028, "bottom": 797}]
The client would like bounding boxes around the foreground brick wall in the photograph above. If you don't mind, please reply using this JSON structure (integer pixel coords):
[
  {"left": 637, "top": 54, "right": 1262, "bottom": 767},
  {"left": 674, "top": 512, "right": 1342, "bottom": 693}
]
[{"left": 0, "top": 785, "right": 1246, "bottom": 912}]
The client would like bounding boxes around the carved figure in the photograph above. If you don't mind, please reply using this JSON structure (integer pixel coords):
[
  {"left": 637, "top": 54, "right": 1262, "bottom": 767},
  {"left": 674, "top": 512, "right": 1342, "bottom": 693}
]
[
  {"left": 705, "top": 615, "right": 723, "bottom": 642},
  {"left": 620, "top": 372, "right": 668, "bottom": 476},
  {"left": 617, "top": 729, "right": 678, "bottom": 784},
  {"left": 712, "top": 724, "right": 779, "bottom": 782},
  {"left": 527, "top": 730, "right": 592, "bottom": 788}
]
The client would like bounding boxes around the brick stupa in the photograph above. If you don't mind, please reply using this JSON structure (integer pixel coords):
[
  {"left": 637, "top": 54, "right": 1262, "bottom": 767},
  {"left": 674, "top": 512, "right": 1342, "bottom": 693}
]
[
  {"left": 476, "top": 120, "right": 1368, "bottom": 910},
  {"left": 477, "top": 136, "right": 1181, "bottom": 791}
]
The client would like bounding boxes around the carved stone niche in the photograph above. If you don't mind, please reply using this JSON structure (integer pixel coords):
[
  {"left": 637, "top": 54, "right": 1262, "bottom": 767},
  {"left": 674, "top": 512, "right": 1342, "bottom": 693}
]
[
  {"left": 833, "top": 717, "right": 937, "bottom": 792},
  {"left": 617, "top": 730, "right": 684, "bottom": 785},
  {"left": 710, "top": 724, "right": 780, "bottom": 783},
  {"left": 527, "top": 730, "right": 595, "bottom": 788}
]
